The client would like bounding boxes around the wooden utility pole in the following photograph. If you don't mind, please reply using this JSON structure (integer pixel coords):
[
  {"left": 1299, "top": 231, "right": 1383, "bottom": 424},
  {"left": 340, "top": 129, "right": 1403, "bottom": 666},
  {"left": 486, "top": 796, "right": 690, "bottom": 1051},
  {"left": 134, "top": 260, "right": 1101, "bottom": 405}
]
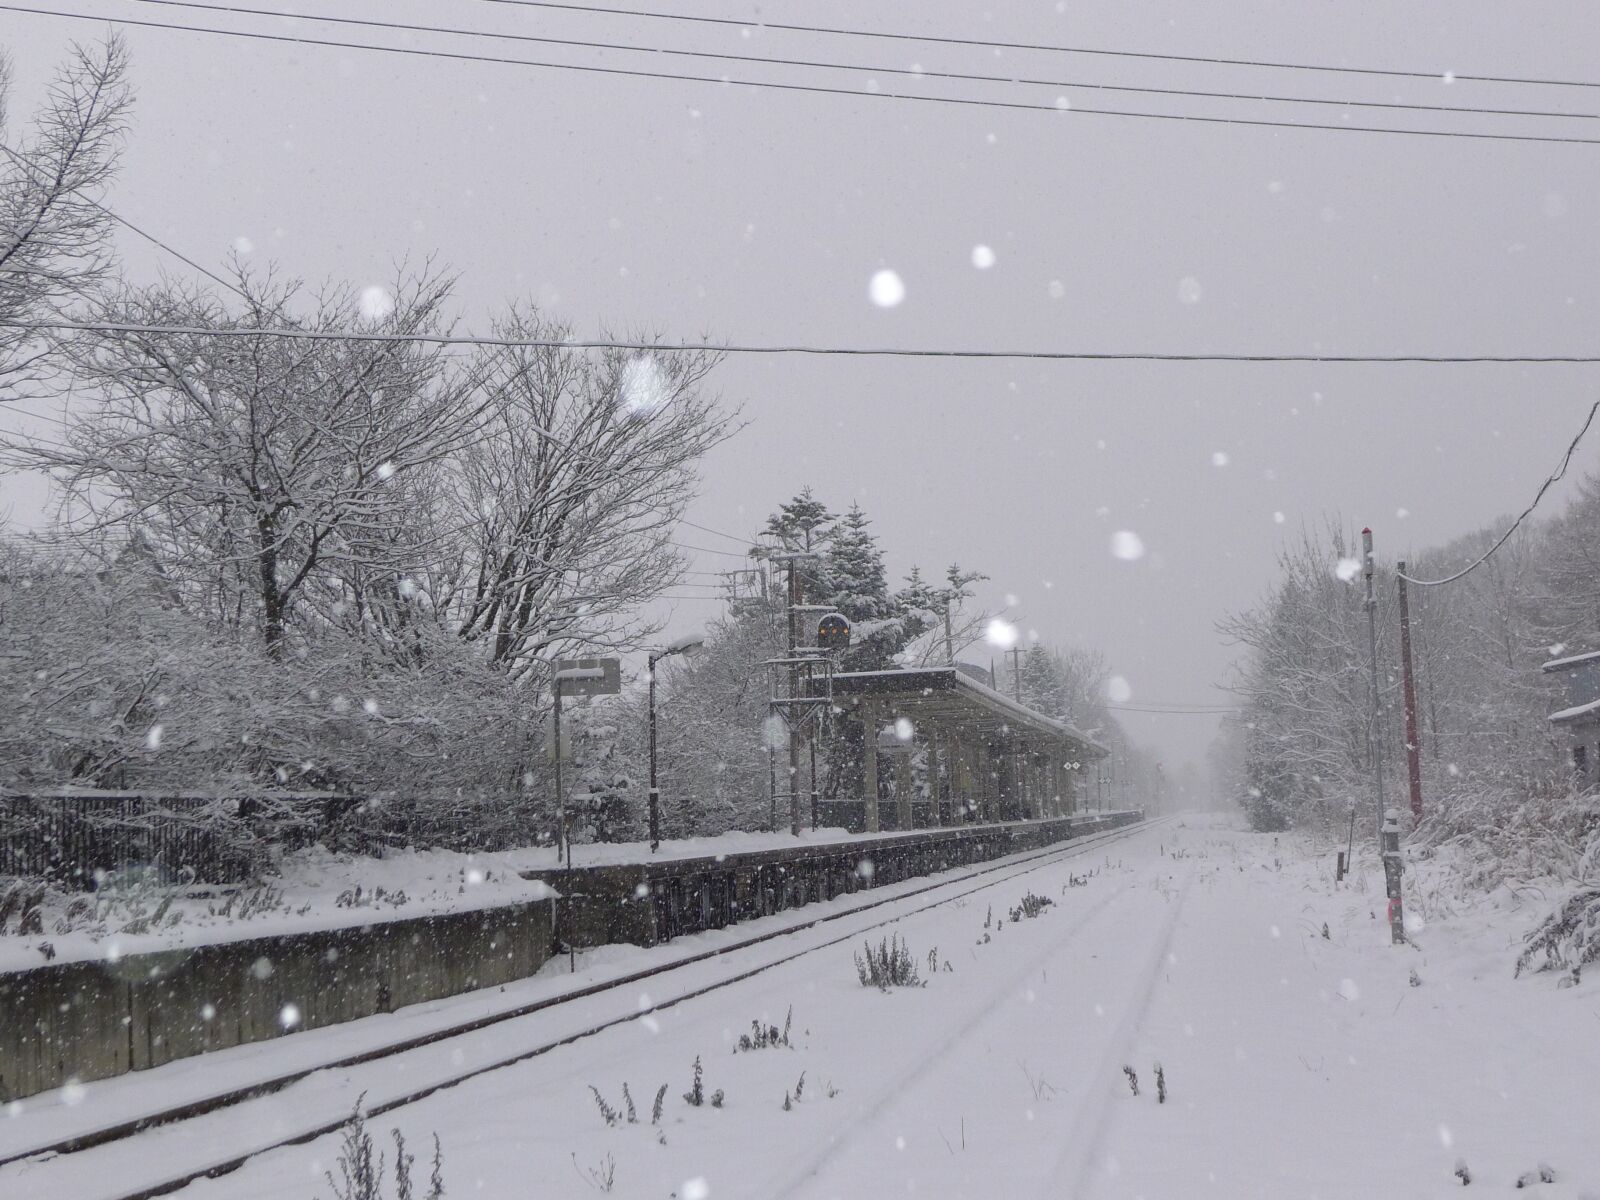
[
  {"left": 1396, "top": 561, "right": 1425, "bottom": 826},
  {"left": 786, "top": 555, "right": 802, "bottom": 836},
  {"left": 1361, "top": 527, "right": 1387, "bottom": 846}
]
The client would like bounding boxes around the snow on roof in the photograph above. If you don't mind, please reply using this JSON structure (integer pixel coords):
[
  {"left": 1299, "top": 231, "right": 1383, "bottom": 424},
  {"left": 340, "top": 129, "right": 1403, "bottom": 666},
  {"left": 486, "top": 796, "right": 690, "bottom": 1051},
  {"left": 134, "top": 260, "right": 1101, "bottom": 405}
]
[
  {"left": 1542, "top": 649, "right": 1600, "bottom": 672},
  {"left": 1549, "top": 697, "right": 1600, "bottom": 725},
  {"left": 830, "top": 665, "right": 1109, "bottom": 756}
]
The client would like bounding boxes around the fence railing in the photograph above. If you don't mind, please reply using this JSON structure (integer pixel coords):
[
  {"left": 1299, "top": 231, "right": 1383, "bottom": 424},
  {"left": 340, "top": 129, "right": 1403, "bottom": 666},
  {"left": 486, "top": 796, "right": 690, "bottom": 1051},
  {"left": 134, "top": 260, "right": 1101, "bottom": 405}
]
[{"left": 1, "top": 788, "right": 565, "bottom": 888}]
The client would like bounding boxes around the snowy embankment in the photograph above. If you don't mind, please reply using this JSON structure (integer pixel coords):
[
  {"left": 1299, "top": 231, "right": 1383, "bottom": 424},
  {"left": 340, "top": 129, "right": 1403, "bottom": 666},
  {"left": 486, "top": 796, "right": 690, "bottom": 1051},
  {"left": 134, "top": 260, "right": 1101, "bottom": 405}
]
[
  {"left": 0, "top": 827, "right": 863, "bottom": 973},
  {"left": 100, "top": 815, "right": 1593, "bottom": 1200}
]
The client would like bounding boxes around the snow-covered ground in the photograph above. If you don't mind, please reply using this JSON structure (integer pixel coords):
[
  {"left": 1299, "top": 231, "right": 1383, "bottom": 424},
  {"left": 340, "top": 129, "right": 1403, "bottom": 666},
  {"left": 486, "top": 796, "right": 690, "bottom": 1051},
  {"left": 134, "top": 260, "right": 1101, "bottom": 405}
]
[{"left": 5, "top": 814, "right": 1596, "bottom": 1199}]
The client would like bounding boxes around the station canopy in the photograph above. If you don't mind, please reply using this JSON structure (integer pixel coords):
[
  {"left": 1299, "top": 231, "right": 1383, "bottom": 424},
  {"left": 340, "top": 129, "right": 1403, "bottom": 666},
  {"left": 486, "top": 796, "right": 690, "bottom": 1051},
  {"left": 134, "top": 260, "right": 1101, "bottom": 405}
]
[{"left": 825, "top": 666, "right": 1109, "bottom": 759}]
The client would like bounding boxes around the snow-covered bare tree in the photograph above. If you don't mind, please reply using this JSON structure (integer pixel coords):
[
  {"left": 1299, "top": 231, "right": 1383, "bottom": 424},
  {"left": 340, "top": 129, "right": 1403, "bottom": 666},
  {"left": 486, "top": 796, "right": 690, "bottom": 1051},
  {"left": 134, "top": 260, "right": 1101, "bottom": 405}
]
[
  {"left": 0, "top": 36, "right": 130, "bottom": 396},
  {"left": 436, "top": 308, "right": 731, "bottom": 677},
  {"left": 1, "top": 266, "right": 483, "bottom": 652}
]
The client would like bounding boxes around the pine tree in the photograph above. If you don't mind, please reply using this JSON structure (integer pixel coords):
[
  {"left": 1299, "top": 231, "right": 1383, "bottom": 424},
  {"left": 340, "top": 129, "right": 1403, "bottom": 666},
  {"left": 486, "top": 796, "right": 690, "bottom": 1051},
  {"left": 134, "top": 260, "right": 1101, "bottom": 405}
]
[
  {"left": 765, "top": 488, "right": 836, "bottom": 603},
  {"left": 764, "top": 487, "right": 836, "bottom": 553},
  {"left": 1018, "top": 645, "right": 1068, "bottom": 718},
  {"left": 826, "top": 504, "right": 892, "bottom": 623}
]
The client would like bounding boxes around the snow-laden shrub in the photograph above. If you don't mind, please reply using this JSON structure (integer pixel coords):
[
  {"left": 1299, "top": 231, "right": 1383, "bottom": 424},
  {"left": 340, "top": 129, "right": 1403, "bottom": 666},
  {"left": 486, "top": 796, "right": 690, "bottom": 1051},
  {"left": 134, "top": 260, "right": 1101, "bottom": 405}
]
[
  {"left": 1515, "top": 887, "right": 1600, "bottom": 980},
  {"left": 854, "top": 933, "right": 921, "bottom": 990}
]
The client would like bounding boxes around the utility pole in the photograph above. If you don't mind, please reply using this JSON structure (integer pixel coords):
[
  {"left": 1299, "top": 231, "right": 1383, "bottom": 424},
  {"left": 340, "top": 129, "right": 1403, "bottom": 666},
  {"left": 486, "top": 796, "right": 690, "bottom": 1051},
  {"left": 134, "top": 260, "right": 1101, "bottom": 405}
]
[
  {"left": 1361, "top": 527, "right": 1387, "bottom": 846},
  {"left": 943, "top": 600, "right": 955, "bottom": 665},
  {"left": 1381, "top": 808, "right": 1407, "bottom": 944},
  {"left": 1008, "top": 644, "right": 1024, "bottom": 701},
  {"left": 1396, "top": 561, "right": 1425, "bottom": 827},
  {"left": 758, "top": 549, "right": 824, "bottom": 838},
  {"left": 786, "top": 555, "right": 802, "bottom": 836},
  {"left": 553, "top": 683, "right": 565, "bottom": 866}
]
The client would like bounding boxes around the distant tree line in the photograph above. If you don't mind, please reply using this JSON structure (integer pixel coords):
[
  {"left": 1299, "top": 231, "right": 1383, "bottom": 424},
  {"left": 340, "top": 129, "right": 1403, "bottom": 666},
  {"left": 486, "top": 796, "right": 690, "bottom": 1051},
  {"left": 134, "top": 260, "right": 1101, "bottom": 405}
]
[{"left": 1213, "top": 483, "right": 1600, "bottom": 892}]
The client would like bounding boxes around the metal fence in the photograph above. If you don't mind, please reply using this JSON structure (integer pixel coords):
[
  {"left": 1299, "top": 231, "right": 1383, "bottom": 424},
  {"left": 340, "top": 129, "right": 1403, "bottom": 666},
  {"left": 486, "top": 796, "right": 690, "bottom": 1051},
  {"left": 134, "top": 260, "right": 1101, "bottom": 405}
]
[
  {"left": 1, "top": 789, "right": 554, "bottom": 888},
  {"left": 0, "top": 792, "right": 334, "bottom": 886}
]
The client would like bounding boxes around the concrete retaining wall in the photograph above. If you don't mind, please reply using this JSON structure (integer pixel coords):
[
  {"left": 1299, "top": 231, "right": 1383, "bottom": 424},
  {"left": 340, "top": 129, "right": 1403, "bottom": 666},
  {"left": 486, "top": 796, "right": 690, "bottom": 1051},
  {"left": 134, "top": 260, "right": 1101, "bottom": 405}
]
[
  {"left": 0, "top": 811, "right": 1141, "bottom": 1103},
  {"left": 0, "top": 898, "right": 555, "bottom": 1103},
  {"left": 528, "top": 810, "right": 1143, "bottom": 951}
]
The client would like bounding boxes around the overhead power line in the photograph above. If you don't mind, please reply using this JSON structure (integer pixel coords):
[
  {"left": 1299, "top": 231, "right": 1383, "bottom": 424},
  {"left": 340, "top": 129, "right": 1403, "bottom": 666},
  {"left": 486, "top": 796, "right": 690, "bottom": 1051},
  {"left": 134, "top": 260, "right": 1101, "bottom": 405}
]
[
  {"left": 127, "top": 0, "right": 1599, "bottom": 124},
  {"left": 1106, "top": 704, "right": 1236, "bottom": 714},
  {"left": 4, "top": 5, "right": 1598, "bottom": 146},
  {"left": 1397, "top": 399, "right": 1600, "bottom": 587},
  {"left": 0, "top": 139, "right": 253, "bottom": 305},
  {"left": 676, "top": 517, "right": 752, "bottom": 545},
  {"left": 462, "top": 0, "right": 1600, "bottom": 92},
  {"left": 8, "top": 319, "right": 1600, "bottom": 363}
]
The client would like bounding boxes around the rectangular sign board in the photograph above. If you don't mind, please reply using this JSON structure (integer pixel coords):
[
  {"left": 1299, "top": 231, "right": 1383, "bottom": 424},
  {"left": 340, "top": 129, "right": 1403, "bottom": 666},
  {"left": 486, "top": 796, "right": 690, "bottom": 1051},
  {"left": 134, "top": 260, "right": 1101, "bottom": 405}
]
[{"left": 555, "top": 657, "right": 622, "bottom": 697}]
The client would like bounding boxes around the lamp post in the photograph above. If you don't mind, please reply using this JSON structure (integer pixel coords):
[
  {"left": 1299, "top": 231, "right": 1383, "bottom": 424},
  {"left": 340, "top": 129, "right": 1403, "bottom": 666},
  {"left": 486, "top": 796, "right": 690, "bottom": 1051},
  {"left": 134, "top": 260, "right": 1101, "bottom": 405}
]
[{"left": 648, "top": 632, "right": 705, "bottom": 851}]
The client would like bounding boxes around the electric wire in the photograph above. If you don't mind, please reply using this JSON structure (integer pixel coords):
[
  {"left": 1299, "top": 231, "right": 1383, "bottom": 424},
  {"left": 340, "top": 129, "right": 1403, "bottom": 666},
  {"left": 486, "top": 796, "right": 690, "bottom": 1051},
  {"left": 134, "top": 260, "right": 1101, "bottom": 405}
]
[
  {"left": 5, "top": 4, "right": 1599, "bottom": 147},
  {"left": 0, "top": 139, "right": 254, "bottom": 306},
  {"left": 125, "top": 0, "right": 1600, "bottom": 124},
  {"left": 461, "top": 0, "right": 1600, "bottom": 92},
  {"left": 7, "top": 318, "right": 1600, "bottom": 363},
  {"left": 1396, "top": 399, "right": 1600, "bottom": 586}
]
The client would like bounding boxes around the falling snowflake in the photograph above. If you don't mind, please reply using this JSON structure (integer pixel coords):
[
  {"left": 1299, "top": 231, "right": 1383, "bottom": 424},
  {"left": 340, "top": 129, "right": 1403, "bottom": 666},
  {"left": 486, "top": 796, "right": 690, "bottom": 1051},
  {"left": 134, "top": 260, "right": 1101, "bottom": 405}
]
[
  {"left": 1047, "top": 280, "right": 1065, "bottom": 300},
  {"left": 985, "top": 618, "right": 1019, "bottom": 649},
  {"left": 1211, "top": 451, "right": 1230, "bottom": 467},
  {"left": 620, "top": 354, "right": 671, "bottom": 417},
  {"left": 894, "top": 716, "right": 914, "bottom": 741},
  {"left": 358, "top": 285, "right": 394, "bottom": 320},
  {"left": 145, "top": 724, "right": 164, "bottom": 751},
  {"left": 869, "top": 269, "right": 906, "bottom": 308},
  {"left": 1107, "top": 675, "right": 1132, "bottom": 703},
  {"left": 971, "top": 244, "right": 996, "bottom": 269},
  {"left": 762, "top": 713, "right": 788, "bottom": 751},
  {"left": 1177, "top": 277, "right": 1203, "bottom": 305},
  {"left": 1272, "top": 511, "right": 1286, "bottom": 524},
  {"left": 1110, "top": 530, "right": 1145, "bottom": 561},
  {"left": 231, "top": 235, "right": 254, "bottom": 255},
  {"left": 1334, "top": 557, "right": 1362, "bottom": 583},
  {"left": 682, "top": 1179, "right": 710, "bottom": 1200},
  {"left": 280, "top": 1004, "right": 302, "bottom": 1030},
  {"left": 376, "top": 460, "right": 397, "bottom": 481}
]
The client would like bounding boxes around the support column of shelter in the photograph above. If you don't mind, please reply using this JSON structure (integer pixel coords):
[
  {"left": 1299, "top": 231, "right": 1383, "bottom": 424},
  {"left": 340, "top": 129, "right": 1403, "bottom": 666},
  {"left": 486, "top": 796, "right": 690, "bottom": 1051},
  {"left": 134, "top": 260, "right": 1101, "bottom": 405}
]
[
  {"left": 952, "top": 736, "right": 969, "bottom": 822},
  {"left": 972, "top": 742, "right": 985, "bottom": 825},
  {"left": 895, "top": 740, "right": 914, "bottom": 831},
  {"left": 861, "top": 696, "right": 880, "bottom": 834},
  {"left": 927, "top": 730, "right": 943, "bottom": 827}
]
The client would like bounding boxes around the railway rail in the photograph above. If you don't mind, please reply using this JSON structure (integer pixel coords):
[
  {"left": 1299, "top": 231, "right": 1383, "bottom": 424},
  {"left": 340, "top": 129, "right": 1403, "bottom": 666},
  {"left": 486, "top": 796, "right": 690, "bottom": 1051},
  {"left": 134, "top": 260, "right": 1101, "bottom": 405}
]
[{"left": 0, "top": 813, "right": 1169, "bottom": 1200}]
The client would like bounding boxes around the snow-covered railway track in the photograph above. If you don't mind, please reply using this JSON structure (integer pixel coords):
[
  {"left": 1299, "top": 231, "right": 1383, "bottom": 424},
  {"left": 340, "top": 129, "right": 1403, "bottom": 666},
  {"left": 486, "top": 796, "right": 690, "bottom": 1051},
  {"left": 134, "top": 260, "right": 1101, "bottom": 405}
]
[
  {"left": 763, "top": 853, "right": 1196, "bottom": 1199},
  {"left": 1, "top": 816, "right": 1169, "bottom": 1200},
  {"left": 1039, "top": 867, "right": 1194, "bottom": 1200}
]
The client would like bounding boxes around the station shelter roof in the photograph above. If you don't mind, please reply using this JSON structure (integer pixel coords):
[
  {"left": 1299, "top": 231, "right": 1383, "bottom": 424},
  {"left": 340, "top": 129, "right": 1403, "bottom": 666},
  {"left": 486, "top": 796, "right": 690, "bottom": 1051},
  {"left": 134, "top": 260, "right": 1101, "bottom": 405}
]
[{"left": 825, "top": 666, "right": 1109, "bottom": 759}]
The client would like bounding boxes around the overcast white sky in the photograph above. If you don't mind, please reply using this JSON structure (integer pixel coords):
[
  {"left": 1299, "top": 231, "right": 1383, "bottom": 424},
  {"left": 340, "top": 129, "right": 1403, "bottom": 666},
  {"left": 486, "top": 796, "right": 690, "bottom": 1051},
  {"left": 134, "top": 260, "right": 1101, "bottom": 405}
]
[{"left": 3, "top": 1, "right": 1599, "bottom": 775}]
